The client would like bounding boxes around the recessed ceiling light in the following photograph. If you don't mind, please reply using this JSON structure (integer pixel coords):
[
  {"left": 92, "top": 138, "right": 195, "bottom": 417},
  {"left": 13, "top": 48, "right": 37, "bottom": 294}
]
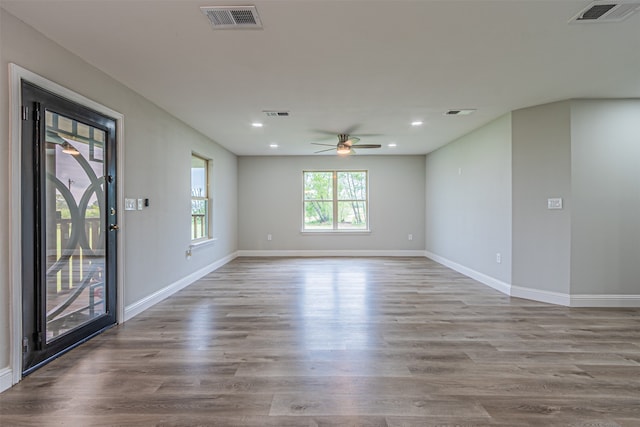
[
  {"left": 252, "top": 122, "right": 263, "bottom": 127},
  {"left": 269, "top": 143, "right": 278, "bottom": 148},
  {"left": 411, "top": 121, "right": 423, "bottom": 126},
  {"left": 388, "top": 143, "right": 397, "bottom": 147}
]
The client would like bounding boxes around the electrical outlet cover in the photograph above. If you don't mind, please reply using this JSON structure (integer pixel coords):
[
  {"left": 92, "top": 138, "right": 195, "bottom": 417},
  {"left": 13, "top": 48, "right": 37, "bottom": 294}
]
[{"left": 547, "top": 198, "right": 563, "bottom": 209}]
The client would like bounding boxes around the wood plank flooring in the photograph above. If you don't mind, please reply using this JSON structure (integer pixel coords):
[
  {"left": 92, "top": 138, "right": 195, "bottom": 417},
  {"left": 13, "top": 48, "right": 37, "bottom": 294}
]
[{"left": 1, "top": 257, "right": 640, "bottom": 426}]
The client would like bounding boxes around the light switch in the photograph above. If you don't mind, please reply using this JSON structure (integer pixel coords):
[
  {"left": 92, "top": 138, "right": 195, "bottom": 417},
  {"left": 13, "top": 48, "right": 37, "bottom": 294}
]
[
  {"left": 125, "top": 198, "right": 137, "bottom": 211},
  {"left": 137, "top": 198, "right": 144, "bottom": 210}
]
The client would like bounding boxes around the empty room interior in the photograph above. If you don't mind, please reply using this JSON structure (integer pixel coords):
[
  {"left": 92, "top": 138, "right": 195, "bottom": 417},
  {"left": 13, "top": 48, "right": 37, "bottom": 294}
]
[{"left": 1, "top": 0, "right": 639, "bottom": 425}]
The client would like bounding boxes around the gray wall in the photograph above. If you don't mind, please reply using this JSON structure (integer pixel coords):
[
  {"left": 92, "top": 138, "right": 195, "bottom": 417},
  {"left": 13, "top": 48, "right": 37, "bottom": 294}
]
[
  {"left": 428, "top": 100, "right": 639, "bottom": 300},
  {"left": 238, "top": 155, "right": 425, "bottom": 251},
  {"left": 570, "top": 99, "right": 640, "bottom": 295},
  {"left": 511, "top": 101, "right": 572, "bottom": 295},
  {"left": 0, "top": 9, "right": 237, "bottom": 370},
  {"left": 425, "top": 114, "right": 512, "bottom": 284}
]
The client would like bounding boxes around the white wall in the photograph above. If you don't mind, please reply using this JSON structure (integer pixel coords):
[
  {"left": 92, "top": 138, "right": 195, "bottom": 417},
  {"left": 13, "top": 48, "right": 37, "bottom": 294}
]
[
  {"left": 0, "top": 9, "right": 237, "bottom": 376},
  {"left": 511, "top": 102, "right": 572, "bottom": 296},
  {"left": 238, "top": 155, "right": 425, "bottom": 252},
  {"left": 570, "top": 99, "right": 640, "bottom": 296},
  {"left": 425, "top": 114, "right": 512, "bottom": 285}
]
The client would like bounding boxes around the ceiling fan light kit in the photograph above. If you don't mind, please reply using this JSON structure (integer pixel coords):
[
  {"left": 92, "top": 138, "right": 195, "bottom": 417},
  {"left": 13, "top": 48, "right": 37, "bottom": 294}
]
[{"left": 337, "top": 144, "right": 351, "bottom": 155}]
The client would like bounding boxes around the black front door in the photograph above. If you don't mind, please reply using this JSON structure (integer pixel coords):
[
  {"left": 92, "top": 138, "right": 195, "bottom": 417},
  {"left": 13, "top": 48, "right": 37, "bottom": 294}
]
[{"left": 21, "top": 81, "right": 118, "bottom": 375}]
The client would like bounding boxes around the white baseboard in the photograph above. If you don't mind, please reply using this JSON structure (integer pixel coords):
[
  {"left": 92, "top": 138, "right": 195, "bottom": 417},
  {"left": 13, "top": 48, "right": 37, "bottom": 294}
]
[
  {"left": 425, "top": 251, "right": 572, "bottom": 306},
  {"left": 570, "top": 294, "right": 640, "bottom": 307},
  {"left": 510, "top": 285, "right": 571, "bottom": 306},
  {"left": 237, "top": 250, "right": 427, "bottom": 257},
  {"left": 425, "top": 251, "right": 640, "bottom": 307},
  {"left": 124, "top": 251, "right": 238, "bottom": 321},
  {"left": 425, "top": 251, "right": 512, "bottom": 296},
  {"left": 0, "top": 367, "right": 13, "bottom": 393}
]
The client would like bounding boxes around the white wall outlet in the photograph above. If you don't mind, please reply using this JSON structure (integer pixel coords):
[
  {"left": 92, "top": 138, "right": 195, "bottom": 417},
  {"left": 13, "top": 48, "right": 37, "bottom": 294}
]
[
  {"left": 137, "top": 198, "right": 144, "bottom": 210},
  {"left": 547, "top": 198, "right": 563, "bottom": 210},
  {"left": 125, "top": 198, "right": 137, "bottom": 211},
  {"left": 496, "top": 253, "right": 502, "bottom": 264},
  {"left": 408, "top": 234, "right": 413, "bottom": 241},
  {"left": 267, "top": 234, "right": 272, "bottom": 241}
]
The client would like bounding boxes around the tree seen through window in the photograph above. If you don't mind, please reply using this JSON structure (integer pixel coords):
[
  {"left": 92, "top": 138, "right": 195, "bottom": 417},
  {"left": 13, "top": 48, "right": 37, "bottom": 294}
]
[{"left": 303, "top": 170, "right": 368, "bottom": 231}]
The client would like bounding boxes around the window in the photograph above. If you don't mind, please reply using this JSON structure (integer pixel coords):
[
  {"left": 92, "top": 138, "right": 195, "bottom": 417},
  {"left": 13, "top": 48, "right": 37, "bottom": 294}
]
[
  {"left": 303, "top": 170, "right": 368, "bottom": 231},
  {"left": 191, "top": 154, "right": 210, "bottom": 241}
]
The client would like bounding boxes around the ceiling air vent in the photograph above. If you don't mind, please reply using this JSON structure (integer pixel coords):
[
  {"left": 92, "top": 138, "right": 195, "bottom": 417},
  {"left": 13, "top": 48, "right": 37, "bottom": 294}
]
[
  {"left": 444, "top": 109, "right": 476, "bottom": 116},
  {"left": 200, "top": 6, "right": 263, "bottom": 29},
  {"left": 569, "top": 1, "right": 640, "bottom": 23},
  {"left": 264, "top": 111, "right": 290, "bottom": 117}
]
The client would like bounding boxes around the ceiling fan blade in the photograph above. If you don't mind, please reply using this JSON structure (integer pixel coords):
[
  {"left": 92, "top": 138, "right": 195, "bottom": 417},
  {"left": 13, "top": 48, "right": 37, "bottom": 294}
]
[
  {"left": 353, "top": 144, "right": 382, "bottom": 149},
  {"left": 312, "top": 124, "right": 364, "bottom": 136},
  {"left": 311, "top": 142, "right": 337, "bottom": 147},
  {"left": 314, "top": 148, "right": 336, "bottom": 154},
  {"left": 343, "top": 125, "right": 361, "bottom": 135},
  {"left": 345, "top": 137, "right": 360, "bottom": 146},
  {"left": 311, "top": 129, "right": 341, "bottom": 136},
  {"left": 309, "top": 136, "right": 336, "bottom": 143},
  {"left": 352, "top": 133, "right": 382, "bottom": 137}
]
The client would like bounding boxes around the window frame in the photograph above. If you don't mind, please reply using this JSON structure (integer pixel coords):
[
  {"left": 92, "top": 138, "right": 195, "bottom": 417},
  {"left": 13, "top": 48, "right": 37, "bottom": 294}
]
[
  {"left": 302, "top": 169, "right": 370, "bottom": 233},
  {"left": 190, "top": 153, "right": 212, "bottom": 243}
]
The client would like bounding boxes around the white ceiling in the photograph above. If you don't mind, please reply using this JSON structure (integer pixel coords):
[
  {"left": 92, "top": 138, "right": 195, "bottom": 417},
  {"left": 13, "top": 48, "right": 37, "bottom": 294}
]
[{"left": 2, "top": 0, "right": 639, "bottom": 156}]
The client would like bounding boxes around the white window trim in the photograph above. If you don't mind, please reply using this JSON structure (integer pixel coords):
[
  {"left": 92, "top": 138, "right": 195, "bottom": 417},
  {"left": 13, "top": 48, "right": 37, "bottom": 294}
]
[
  {"left": 190, "top": 153, "right": 213, "bottom": 243},
  {"left": 189, "top": 237, "right": 218, "bottom": 249},
  {"left": 300, "top": 230, "right": 372, "bottom": 235},
  {"left": 301, "top": 169, "right": 370, "bottom": 233},
  {"left": 8, "top": 63, "right": 125, "bottom": 388}
]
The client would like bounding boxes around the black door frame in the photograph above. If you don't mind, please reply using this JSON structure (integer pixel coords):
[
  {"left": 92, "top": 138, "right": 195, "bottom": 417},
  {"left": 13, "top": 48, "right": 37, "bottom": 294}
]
[
  {"left": 21, "top": 81, "right": 118, "bottom": 375},
  {"left": 9, "top": 64, "right": 125, "bottom": 383}
]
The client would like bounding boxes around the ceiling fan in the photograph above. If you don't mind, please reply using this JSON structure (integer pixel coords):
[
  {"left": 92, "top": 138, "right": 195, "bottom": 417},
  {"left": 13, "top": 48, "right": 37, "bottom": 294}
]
[{"left": 312, "top": 133, "right": 382, "bottom": 155}]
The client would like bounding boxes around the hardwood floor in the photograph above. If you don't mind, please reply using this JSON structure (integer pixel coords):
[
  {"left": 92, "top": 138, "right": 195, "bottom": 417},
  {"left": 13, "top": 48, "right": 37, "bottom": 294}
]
[{"left": 2, "top": 257, "right": 640, "bottom": 426}]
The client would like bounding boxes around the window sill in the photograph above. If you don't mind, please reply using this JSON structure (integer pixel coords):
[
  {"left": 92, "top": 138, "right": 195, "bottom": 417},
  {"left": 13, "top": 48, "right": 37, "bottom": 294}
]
[
  {"left": 300, "top": 230, "right": 371, "bottom": 235},
  {"left": 190, "top": 237, "right": 217, "bottom": 250}
]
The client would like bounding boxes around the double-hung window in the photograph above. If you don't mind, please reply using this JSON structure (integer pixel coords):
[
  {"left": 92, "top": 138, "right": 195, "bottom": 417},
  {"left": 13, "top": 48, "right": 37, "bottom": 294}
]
[
  {"left": 303, "top": 170, "right": 368, "bottom": 231},
  {"left": 191, "top": 154, "right": 211, "bottom": 241}
]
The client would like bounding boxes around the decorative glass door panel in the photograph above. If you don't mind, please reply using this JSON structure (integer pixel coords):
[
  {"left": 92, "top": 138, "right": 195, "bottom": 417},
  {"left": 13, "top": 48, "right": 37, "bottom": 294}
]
[
  {"left": 44, "top": 110, "right": 106, "bottom": 342},
  {"left": 21, "top": 81, "right": 117, "bottom": 375}
]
